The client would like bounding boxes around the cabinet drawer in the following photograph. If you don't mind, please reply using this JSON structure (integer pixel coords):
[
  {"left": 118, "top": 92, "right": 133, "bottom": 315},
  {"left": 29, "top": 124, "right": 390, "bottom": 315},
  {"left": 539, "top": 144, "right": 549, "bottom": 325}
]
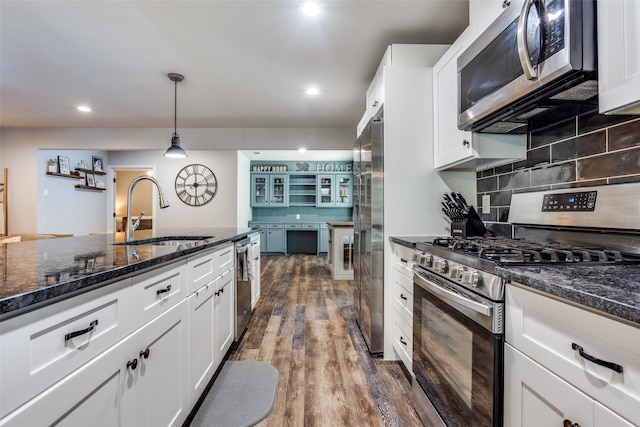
[
  {"left": 393, "top": 313, "right": 412, "bottom": 371},
  {"left": 133, "top": 261, "right": 187, "bottom": 326},
  {"left": 0, "top": 279, "right": 134, "bottom": 418},
  {"left": 303, "top": 223, "right": 319, "bottom": 229},
  {"left": 506, "top": 283, "right": 640, "bottom": 425},
  {"left": 285, "top": 223, "right": 301, "bottom": 229},
  {"left": 215, "top": 243, "right": 234, "bottom": 274},
  {"left": 266, "top": 224, "right": 283, "bottom": 229},
  {"left": 188, "top": 249, "right": 217, "bottom": 294},
  {"left": 392, "top": 244, "right": 415, "bottom": 278},
  {"left": 392, "top": 267, "right": 413, "bottom": 326}
]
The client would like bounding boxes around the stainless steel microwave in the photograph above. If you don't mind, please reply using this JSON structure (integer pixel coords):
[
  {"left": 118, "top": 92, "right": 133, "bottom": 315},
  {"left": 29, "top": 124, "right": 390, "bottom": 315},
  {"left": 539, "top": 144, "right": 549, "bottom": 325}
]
[{"left": 458, "top": 0, "right": 597, "bottom": 134}]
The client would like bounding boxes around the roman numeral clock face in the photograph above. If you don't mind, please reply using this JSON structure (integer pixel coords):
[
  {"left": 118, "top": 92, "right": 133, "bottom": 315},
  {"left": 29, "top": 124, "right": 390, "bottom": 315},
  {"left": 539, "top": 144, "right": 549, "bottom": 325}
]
[{"left": 174, "top": 164, "right": 218, "bottom": 206}]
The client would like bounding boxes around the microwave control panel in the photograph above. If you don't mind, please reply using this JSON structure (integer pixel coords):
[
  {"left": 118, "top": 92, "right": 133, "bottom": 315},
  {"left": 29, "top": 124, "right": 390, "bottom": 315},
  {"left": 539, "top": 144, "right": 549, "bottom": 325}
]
[{"left": 542, "top": 191, "right": 597, "bottom": 212}]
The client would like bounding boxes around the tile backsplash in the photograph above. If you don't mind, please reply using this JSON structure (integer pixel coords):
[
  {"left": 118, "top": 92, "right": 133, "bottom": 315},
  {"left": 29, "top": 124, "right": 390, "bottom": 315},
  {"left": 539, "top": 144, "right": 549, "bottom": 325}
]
[{"left": 476, "top": 111, "right": 640, "bottom": 227}]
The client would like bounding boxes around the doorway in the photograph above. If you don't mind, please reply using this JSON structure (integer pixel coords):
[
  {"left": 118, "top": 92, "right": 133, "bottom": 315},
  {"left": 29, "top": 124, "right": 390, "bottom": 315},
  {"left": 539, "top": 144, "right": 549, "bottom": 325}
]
[{"left": 113, "top": 168, "right": 154, "bottom": 240}]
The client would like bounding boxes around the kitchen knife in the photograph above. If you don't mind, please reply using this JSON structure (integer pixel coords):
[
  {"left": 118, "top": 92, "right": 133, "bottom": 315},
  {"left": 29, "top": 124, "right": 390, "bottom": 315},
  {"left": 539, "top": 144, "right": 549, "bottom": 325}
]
[
  {"left": 454, "top": 192, "right": 469, "bottom": 208},
  {"left": 442, "top": 207, "right": 452, "bottom": 221},
  {"left": 450, "top": 192, "right": 466, "bottom": 211}
]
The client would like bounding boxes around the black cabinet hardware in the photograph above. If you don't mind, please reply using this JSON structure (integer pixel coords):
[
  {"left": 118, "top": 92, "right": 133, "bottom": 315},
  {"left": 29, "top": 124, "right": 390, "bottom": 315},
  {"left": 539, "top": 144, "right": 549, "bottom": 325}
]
[
  {"left": 156, "top": 285, "right": 172, "bottom": 296},
  {"left": 400, "top": 337, "right": 407, "bottom": 346},
  {"left": 64, "top": 319, "right": 98, "bottom": 342},
  {"left": 572, "top": 342, "right": 623, "bottom": 373},
  {"left": 400, "top": 294, "right": 407, "bottom": 301},
  {"left": 127, "top": 358, "right": 138, "bottom": 370},
  {"left": 140, "top": 348, "right": 150, "bottom": 359}
]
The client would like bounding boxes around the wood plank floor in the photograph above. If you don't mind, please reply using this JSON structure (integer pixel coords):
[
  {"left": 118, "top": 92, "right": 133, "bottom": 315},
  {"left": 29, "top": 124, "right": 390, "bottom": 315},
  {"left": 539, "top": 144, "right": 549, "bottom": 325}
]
[{"left": 224, "top": 254, "right": 423, "bottom": 427}]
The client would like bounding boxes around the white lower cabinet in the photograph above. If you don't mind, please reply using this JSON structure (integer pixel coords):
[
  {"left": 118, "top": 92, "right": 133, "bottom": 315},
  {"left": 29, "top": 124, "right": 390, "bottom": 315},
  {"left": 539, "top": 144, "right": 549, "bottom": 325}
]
[
  {"left": 214, "top": 269, "right": 235, "bottom": 364},
  {"left": 1, "top": 243, "right": 239, "bottom": 426},
  {"left": 250, "top": 233, "right": 261, "bottom": 310},
  {"left": 505, "top": 284, "right": 640, "bottom": 427},
  {"left": 187, "top": 278, "right": 217, "bottom": 407},
  {"left": 0, "top": 300, "right": 188, "bottom": 427},
  {"left": 390, "top": 242, "right": 415, "bottom": 370}
]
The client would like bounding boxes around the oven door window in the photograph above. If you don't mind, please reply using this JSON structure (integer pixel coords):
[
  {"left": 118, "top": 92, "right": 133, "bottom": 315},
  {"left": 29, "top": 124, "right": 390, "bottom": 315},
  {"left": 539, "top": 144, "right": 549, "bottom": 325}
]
[{"left": 413, "top": 281, "right": 501, "bottom": 426}]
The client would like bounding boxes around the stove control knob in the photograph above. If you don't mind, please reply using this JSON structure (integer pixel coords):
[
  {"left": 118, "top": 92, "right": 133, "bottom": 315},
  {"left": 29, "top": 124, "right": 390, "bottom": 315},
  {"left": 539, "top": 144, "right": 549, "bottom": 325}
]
[
  {"left": 462, "top": 271, "right": 480, "bottom": 287},
  {"left": 434, "top": 259, "right": 448, "bottom": 274},
  {"left": 450, "top": 265, "right": 462, "bottom": 280}
]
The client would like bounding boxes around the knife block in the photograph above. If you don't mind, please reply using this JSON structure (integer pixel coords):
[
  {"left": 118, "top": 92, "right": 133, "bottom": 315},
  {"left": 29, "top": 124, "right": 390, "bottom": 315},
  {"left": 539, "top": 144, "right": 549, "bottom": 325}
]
[{"left": 450, "top": 206, "right": 487, "bottom": 238}]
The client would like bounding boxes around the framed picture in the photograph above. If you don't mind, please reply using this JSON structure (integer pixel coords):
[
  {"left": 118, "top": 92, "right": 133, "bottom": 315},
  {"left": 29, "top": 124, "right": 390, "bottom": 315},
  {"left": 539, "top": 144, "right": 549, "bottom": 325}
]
[
  {"left": 92, "top": 156, "right": 104, "bottom": 172},
  {"left": 58, "top": 156, "right": 70, "bottom": 175},
  {"left": 95, "top": 179, "right": 105, "bottom": 189},
  {"left": 86, "top": 173, "right": 96, "bottom": 187}
]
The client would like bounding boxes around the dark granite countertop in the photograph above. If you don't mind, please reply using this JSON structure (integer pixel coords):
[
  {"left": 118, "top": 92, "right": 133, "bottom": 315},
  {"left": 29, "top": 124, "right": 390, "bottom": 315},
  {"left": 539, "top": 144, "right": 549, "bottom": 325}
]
[
  {"left": 0, "top": 227, "right": 254, "bottom": 318},
  {"left": 497, "top": 264, "right": 640, "bottom": 326},
  {"left": 390, "top": 236, "right": 437, "bottom": 249}
]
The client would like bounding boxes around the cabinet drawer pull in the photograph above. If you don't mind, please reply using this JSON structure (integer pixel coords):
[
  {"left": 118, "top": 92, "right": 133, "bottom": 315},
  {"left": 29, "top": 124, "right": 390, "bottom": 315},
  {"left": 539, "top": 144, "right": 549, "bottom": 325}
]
[
  {"left": 563, "top": 420, "right": 581, "bottom": 427},
  {"left": 156, "top": 284, "right": 172, "bottom": 296},
  {"left": 64, "top": 319, "right": 98, "bottom": 342},
  {"left": 400, "top": 293, "right": 408, "bottom": 301},
  {"left": 400, "top": 258, "right": 408, "bottom": 263},
  {"left": 127, "top": 358, "right": 138, "bottom": 370},
  {"left": 140, "top": 348, "right": 150, "bottom": 359},
  {"left": 571, "top": 343, "right": 623, "bottom": 373},
  {"left": 399, "top": 337, "right": 407, "bottom": 346}
]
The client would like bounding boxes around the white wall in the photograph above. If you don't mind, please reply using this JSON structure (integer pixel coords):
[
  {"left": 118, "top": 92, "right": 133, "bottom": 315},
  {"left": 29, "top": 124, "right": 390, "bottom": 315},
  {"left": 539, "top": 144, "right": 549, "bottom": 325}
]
[
  {"left": 38, "top": 149, "right": 110, "bottom": 235},
  {"left": 0, "top": 127, "right": 354, "bottom": 233},
  {"left": 236, "top": 152, "right": 252, "bottom": 227},
  {"left": 109, "top": 150, "right": 240, "bottom": 229}
]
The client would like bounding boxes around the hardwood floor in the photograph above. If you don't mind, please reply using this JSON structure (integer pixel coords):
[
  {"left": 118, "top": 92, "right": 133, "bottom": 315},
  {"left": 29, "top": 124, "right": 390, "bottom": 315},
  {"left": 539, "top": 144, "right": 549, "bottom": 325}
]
[{"left": 225, "top": 254, "right": 422, "bottom": 427}]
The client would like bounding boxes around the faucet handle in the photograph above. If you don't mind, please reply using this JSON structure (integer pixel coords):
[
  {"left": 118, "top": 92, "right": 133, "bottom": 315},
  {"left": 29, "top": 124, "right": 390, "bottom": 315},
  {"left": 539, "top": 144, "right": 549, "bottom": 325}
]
[{"left": 132, "top": 211, "right": 145, "bottom": 230}]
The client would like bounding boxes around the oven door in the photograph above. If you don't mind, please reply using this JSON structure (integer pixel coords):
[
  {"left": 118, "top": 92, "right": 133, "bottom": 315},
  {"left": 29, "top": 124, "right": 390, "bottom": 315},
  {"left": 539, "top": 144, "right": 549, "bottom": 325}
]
[{"left": 412, "top": 268, "right": 504, "bottom": 427}]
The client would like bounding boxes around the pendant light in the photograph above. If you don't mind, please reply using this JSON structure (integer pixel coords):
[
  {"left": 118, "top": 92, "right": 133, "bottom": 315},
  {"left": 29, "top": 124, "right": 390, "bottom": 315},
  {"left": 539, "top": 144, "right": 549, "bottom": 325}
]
[{"left": 164, "top": 72, "right": 187, "bottom": 158}]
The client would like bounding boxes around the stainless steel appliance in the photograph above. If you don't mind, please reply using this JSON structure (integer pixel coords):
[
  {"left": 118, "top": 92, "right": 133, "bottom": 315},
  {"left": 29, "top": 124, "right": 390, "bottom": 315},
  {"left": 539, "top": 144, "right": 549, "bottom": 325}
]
[
  {"left": 458, "top": 0, "right": 597, "bottom": 134},
  {"left": 235, "top": 238, "right": 253, "bottom": 340},
  {"left": 353, "top": 114, "right": 384, "bottom": 355},
  {"left": 412, "top": 183, "right": 640, "bottom": 426}
]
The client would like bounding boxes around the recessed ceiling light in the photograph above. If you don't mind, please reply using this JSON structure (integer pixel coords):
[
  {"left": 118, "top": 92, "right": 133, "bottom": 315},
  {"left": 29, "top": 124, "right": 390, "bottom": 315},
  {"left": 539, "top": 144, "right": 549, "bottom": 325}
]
[
  {"left": 77, "top": 105, "right": 91, "bottom": 112},
  {"left": 305, "top": 86, "right": 320, "bottom": 96},
  {"left": 298, "top": 148, "right": 307, "bottom": 153},
  {"left": 301, "top": 2, "right": 320, "bottom": 17}
]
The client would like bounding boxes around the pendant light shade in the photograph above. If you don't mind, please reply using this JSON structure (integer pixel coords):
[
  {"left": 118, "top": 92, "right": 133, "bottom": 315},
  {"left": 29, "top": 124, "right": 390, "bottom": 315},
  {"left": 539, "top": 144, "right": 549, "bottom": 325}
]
[{"left": 164, "top": 73, "right": 187, "bottom": 158}]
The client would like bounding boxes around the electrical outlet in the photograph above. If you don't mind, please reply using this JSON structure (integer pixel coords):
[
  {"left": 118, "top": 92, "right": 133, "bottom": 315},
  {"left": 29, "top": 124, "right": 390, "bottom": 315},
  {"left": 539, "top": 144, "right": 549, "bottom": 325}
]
[
  {"left": 296, "top": 214, "right": 300, "bottom": 220},
  {"left": 482, "top": 195, "right": 491, "bottom": 214}
]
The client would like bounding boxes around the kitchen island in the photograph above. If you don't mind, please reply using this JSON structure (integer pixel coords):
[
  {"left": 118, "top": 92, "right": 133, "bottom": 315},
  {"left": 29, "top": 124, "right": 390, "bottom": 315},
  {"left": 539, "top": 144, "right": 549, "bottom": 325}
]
[
  {"left": 0, "top": 227, "right": 253, "bottom": 317},
  {"left": 0, "top": 227, "right": 255, "bottom": 426}
]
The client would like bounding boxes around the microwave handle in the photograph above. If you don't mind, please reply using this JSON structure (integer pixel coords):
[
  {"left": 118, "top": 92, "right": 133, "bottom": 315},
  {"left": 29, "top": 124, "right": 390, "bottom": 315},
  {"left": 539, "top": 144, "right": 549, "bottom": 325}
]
[{"left": 517, "top": 0, "right": 538, "bottom": 80}]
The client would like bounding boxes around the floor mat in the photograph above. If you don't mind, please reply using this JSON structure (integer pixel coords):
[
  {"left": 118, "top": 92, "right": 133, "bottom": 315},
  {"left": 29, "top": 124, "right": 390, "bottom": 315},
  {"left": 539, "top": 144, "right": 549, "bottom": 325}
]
[{"left": 190, "top": 361, "right": 279, "bottom": 427}]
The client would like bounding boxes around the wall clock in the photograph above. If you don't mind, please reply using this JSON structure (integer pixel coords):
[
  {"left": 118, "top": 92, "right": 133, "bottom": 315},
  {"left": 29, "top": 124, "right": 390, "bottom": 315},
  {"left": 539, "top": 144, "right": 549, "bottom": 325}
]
[{"left": 175, "top": 164, "right": 218, "bottom": 206}]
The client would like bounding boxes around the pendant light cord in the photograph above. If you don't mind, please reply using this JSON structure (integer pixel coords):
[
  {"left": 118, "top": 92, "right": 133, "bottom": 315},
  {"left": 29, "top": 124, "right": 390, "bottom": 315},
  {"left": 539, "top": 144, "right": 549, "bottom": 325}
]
[{"left": 174, "top": 80, "right": 178, "bottom": 136}]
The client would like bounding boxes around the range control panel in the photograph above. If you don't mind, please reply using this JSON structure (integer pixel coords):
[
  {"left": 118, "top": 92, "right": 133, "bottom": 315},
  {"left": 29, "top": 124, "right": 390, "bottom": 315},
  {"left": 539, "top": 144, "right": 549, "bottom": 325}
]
[{"left": 542, "top": 191, "right": 597, "bottom": 212}]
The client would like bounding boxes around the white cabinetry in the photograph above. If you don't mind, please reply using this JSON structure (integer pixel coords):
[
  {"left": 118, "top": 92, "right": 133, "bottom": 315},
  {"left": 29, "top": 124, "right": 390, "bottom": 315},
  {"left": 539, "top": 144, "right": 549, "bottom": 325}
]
[
  {"left": 0, "top": 288, "right": 189, "bottom": 427},
  {"left": 469, "top": 0, "right": 515, "bottom": 36},
  {"left": 186, "top": 243, "right": 235, "bottom": 406},
  {"left": 505, "top": 284, "right": 640, "bottom": 427},
  {"left": 597, "top": 0, "right": 640, "bottom": 115},
  {"left": 250, "top": 233, "right": 261, "bottom": 310},
  {"left": 390, "top": 242, "right": 415, "bottom": 371}
]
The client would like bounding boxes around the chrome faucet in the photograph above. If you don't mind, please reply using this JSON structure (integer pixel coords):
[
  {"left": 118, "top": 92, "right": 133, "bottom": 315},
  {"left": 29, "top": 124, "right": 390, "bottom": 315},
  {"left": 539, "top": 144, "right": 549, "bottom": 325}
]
[{"left": 126, "top": 176, "right": 170, "bottom": 241}]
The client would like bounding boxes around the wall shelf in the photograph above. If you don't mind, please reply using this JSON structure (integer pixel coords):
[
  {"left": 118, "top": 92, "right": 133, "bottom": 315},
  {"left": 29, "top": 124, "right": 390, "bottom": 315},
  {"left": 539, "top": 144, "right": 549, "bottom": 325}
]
[
  {"left": 75, "top": 185, "right": 106, "bottom": 191},
  {"left": 46, "top": 171, "right": 84, "bottom": 180},
  {"left": 75, "top": 168, "right": 106, "bottom": 176}
]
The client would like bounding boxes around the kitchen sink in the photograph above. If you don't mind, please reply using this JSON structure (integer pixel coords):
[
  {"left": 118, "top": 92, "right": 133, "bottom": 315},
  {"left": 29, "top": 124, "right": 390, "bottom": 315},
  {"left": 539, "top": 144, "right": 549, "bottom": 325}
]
[{"left": 113, "top": 236, "right": 213, "bottom": 246}]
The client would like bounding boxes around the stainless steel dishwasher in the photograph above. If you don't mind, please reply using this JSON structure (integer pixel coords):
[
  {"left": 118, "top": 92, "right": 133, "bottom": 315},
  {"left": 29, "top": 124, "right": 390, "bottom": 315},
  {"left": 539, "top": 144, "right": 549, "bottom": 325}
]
[{"left": 234, "top": 237, "right": 253, "bottom": 341}]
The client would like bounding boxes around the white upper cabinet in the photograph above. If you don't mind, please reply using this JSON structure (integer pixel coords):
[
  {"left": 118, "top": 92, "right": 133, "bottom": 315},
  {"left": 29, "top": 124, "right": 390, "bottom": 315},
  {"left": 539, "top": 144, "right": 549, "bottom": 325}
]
[
  {"left": 470, "top": 0, "right": 517, "bottom": 36},
  {"left": 433, "top": 27, "right": 475, "bottom": 170},
  {"left": 597, "top": 0, "right": 640, "bottom": 115}
]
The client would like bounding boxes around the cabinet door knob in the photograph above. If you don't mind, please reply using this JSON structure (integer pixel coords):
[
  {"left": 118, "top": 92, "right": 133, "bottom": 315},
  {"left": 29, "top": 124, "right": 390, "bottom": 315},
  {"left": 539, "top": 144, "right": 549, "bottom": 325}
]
[
  {"left": 563, "top": 420, "right": 581, "bottom": 427},
  {"left": 139, "top": 348, "right": 150, "bottom": 359},
  {"left": 127, "top": 358, "right": 138, "bottom": 370},
  {"left": 462, "top": 139, "right": 470, "bottom": 146}
]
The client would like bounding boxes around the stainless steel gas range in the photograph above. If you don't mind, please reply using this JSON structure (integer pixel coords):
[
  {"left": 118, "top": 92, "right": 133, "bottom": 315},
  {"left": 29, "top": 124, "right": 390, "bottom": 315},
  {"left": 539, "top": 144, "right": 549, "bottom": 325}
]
[{"left": 411, "top": 183, "right": 640, "bottom": 427}]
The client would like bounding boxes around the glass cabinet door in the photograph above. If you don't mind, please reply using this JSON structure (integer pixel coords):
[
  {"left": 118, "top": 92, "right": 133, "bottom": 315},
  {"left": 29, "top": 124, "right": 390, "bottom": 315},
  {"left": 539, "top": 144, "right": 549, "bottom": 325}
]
[
  {"left": 317, "top": 175, "right": 334, "bottom": 207},
  {"left": 251, "top": 174, "right": 269, "bottom": 207},
  {"left": 269, "top": 175, "right": 289, "bottom": 207},
  {"left": 336, "top": 174, "right": 353, "bottom": 207}
]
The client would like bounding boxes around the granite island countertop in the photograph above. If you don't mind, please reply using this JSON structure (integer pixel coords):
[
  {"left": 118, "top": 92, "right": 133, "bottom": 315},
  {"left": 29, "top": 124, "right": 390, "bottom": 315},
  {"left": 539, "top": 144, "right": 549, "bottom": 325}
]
[
  {"left": 0, "top": 227, "right": 254, "bottom": 318},
  {"left": 497, "top": 264, "right": 640, "bottom": 326}
]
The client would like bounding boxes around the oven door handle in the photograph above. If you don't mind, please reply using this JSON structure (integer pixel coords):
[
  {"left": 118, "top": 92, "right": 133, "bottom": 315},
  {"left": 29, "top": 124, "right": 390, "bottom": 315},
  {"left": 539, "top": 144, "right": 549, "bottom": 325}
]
[{"left": 414, "top": 271, "right": 493, "bottom": 317}]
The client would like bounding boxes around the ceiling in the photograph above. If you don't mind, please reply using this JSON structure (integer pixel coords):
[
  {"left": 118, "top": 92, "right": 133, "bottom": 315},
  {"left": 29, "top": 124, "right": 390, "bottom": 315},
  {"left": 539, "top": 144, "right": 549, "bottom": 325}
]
[{"left": 1, "top": 0, "right": 468, "bottom": 134}]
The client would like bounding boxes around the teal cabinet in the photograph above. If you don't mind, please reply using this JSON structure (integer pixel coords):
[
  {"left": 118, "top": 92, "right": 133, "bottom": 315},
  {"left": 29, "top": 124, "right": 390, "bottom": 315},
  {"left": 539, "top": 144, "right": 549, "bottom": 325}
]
[
  {"left": 317, "top": 174, "right": 353, "bottom": 208},
  {"left": 265, "top": 225, "right": 285, "bottom": 253},
  {"left": 250, "top": 174, "right": 289, "bottom": 207}
]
